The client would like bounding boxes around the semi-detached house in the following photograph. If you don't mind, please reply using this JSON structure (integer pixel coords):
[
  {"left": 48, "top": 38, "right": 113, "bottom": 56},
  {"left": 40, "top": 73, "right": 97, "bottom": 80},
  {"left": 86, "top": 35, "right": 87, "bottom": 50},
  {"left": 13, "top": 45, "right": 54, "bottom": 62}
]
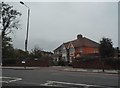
[{"left": 53, "top": 34, "right": 99, "bottom": 64}]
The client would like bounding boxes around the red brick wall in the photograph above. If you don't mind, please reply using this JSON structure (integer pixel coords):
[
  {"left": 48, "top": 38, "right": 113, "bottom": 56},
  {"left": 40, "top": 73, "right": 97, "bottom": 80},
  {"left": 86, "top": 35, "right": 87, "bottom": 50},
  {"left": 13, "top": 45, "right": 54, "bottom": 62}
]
[
  {"left": 82, "top": 47, "right": 98, "bottom": 54},
  {"left": 74, "top": 47, "right": 99, "bottom": 57}
]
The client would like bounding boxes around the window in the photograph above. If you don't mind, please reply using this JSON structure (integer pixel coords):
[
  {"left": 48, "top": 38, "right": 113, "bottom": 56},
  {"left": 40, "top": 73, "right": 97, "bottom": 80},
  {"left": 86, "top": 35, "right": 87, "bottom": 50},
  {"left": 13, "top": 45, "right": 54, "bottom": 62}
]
[
  {"left": 94, "top": 49, "right": 98, "bottom": 53},
  {"left": 70, "top": 47, "right": 74, "bottom": 53},
  {"left": 62, "top": 47, "right": 66, "bottom": 54}
]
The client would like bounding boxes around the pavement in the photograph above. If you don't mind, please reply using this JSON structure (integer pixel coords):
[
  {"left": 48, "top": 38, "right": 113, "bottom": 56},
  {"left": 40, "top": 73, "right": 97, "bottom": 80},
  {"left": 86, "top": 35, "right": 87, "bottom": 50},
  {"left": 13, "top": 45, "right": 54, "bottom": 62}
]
[{"left": 1, "top": 66, "right": 119, "bottom": 74}]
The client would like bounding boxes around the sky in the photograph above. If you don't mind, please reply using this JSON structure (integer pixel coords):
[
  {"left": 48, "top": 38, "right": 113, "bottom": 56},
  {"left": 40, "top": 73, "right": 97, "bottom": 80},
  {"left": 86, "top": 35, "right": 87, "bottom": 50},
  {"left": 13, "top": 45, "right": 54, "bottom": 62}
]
[{"left": 5, "top": 1, "right": 118, "bottom": 52}]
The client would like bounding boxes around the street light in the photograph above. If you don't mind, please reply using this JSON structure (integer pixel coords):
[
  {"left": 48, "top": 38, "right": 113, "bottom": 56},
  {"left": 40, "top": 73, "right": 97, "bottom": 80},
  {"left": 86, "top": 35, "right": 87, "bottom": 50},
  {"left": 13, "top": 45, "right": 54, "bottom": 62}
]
[
  {"left": 20, "top": 1, "right": 30, "bottom": 52},
  {"left": 20, "top": 1, "right": 30, "bottom": 69}
]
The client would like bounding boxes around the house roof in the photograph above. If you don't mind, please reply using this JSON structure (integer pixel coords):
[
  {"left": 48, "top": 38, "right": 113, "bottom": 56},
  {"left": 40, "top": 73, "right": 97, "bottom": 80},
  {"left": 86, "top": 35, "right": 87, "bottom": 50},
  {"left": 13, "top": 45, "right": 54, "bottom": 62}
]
[
  {"left": 63, "top": 42, "right": 70, "bottom": 49},
  {"left": 54, "top": 44, "right": 62, "bottom": 52},
  {"left": 54, "top": 34, "right": 99, "bottom": 51},
  {"left": 83, "top": 37, "right": 99, "bottom": 48}
]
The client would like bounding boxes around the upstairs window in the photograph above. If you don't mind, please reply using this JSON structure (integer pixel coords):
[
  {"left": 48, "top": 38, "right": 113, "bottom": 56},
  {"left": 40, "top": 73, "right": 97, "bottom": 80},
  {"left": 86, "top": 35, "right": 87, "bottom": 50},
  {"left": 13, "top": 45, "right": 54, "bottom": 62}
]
[{"left": 69, "top": 47, "right": 75, "bottom": 53}]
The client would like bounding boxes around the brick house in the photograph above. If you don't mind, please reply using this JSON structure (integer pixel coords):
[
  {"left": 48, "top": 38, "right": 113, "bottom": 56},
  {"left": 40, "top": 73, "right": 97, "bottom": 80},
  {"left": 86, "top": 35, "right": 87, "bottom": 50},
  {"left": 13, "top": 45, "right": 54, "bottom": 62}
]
[{"left": 53, "top": 34, "right": 99, "bottom": 64}]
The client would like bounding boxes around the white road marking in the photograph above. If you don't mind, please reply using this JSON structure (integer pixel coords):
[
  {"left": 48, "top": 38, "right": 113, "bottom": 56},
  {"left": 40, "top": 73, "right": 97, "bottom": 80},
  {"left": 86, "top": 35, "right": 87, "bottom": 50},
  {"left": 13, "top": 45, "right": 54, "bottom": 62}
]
[
  {"left": 0, "top": 76, "right": 22, "bottom": 83},
  {"left": 41, "top": 80, "right": 114, "bottom": 88},
  {"left": 47, "top": 80, "right": 97, "bottom": 87},
  {"left": 0, "top": 81, "right": 9, "bottom": 83}
]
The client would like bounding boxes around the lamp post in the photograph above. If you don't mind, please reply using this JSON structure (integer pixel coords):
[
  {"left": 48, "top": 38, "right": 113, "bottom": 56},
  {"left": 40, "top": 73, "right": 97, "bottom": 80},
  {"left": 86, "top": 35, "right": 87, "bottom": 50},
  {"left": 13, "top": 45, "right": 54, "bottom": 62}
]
[
  {"left": 20, "top": 1, "right": 30, "bottom": 52},
  {"left": 20, "top": 1, "right": 30, "bottom": 69}
]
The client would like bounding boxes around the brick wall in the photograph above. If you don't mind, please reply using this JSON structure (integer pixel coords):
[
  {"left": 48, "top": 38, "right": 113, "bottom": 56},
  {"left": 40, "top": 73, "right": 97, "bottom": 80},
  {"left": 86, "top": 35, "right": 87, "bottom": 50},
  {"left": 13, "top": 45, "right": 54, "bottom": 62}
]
[{"left": 74, "top": 47, "right": 99, "bottom": 57}]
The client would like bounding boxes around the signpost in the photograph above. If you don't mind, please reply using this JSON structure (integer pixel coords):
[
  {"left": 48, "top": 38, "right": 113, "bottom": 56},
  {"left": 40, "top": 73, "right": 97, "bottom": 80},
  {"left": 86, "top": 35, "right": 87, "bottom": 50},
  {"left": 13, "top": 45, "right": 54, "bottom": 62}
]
[{"left": 22, "top": 61, "right": 26, "bottom": 69}]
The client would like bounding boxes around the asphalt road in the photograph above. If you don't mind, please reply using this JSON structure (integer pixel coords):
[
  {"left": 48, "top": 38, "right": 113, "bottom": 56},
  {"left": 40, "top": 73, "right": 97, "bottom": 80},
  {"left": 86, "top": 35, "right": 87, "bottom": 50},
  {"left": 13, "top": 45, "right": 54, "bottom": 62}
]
[{"left": 1, "top": 68, "right": 119, "bottom": 88}]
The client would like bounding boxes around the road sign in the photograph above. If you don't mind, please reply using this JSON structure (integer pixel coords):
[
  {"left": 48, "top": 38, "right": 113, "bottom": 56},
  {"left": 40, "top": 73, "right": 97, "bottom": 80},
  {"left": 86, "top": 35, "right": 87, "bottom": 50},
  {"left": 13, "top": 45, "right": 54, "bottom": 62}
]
[{"left": 22, "top": 61, "right": 25, "bottom": 64}]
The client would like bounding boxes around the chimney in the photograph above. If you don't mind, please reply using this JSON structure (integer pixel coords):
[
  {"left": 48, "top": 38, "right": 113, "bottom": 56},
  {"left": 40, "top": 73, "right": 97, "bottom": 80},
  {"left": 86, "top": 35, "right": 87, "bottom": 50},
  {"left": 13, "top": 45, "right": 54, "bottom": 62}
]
[{"left": 77, "top": 34, "right": 82, "bottom": 39}]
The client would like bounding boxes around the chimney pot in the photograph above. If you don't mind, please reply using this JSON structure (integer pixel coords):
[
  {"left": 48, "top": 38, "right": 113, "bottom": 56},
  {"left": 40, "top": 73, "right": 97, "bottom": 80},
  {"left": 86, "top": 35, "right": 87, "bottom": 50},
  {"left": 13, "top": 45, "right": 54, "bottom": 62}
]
[{"left": 77, "top": 34, "right": 82, "bottom": 39}]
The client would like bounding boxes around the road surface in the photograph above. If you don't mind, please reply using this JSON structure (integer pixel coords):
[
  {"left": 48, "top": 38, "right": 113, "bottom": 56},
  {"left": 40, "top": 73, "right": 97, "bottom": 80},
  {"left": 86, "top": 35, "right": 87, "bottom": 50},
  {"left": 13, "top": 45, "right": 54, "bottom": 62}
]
[{"left": 1, "top": 67, "right": 119, "bottom": 88}]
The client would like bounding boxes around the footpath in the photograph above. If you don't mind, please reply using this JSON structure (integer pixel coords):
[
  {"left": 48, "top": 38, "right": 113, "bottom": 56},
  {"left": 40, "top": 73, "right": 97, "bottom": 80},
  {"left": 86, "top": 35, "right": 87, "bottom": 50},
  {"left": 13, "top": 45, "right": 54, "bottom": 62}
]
[{"left": 1, "top": 66, "right": 119, "bottom": 74}]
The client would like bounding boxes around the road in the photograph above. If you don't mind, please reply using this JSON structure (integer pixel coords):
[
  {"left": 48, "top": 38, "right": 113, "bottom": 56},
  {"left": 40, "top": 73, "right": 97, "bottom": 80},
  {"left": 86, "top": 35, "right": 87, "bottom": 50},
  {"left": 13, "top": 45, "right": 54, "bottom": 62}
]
[{"left": 1, "top": 67, "right": 119, "bottom": 88}]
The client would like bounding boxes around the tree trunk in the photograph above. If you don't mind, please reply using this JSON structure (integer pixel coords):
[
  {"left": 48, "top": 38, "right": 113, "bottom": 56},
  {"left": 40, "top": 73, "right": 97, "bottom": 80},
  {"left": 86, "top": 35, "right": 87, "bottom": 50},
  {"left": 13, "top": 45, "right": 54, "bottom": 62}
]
[{"left": 2, "top": 31, "right": 5, "bottom": 40}]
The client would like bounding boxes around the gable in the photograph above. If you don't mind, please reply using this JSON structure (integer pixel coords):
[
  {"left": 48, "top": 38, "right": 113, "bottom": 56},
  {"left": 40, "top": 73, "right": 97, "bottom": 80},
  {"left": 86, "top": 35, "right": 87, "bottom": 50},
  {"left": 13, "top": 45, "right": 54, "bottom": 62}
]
[{"left": 67, "top": 42, "right": 74, "bottom": 49}]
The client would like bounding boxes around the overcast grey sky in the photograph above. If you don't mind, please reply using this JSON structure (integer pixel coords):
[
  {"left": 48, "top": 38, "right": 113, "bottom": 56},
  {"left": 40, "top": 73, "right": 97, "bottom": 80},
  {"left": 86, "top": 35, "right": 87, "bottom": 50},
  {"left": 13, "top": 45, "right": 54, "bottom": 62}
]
[{"left": 7, "top": 2, "right": 118, "bottom": 52}]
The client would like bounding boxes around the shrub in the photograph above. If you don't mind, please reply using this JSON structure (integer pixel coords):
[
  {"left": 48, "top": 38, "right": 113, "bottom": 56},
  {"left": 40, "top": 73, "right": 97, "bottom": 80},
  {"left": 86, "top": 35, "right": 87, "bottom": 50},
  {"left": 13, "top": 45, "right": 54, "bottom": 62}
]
[
  {"left": 57, "top": 60, "right": 65, "bottom": 66},
  {"left": 75, "top": 56, "right": 97, "bottom": 63},
  {"left": 2, "top": 58, "right": 16, "bottom": 65}
]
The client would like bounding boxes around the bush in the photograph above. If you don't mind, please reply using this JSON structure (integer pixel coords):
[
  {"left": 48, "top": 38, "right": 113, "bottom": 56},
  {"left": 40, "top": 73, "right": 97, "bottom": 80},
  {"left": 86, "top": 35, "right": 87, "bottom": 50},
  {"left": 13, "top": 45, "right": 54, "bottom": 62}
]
[
  {"left": 75, "top": 56, "right": 97, "bottom": 63},
  {"left": 57, "top": 60, "right": 65, "bottom": 66},
  {"left": 100, "top": 57, "right": 120, "bottom": 70},
  {"left": 2, "top": 58, "right": 16, "bottom": 65}
]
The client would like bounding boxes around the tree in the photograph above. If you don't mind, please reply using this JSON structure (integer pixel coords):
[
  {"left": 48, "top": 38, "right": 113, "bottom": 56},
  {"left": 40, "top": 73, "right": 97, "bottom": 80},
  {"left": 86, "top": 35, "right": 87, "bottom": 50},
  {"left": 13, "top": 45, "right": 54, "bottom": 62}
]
[
  {"left": 0, "top": 2, "right": 21, "bottom": 38},
  {"left": 14, "top": 49, "right": 28, "bottom": 59},
  {"left": 0, "top": 2, "right": 21, "bottom": 59},
  {"left": 2, "top": 36, "right": 14, "bottom": 58},
  {"left": 99, "top": 37, "right": 114, "bottom": 58},
  {"left": 99, "top": 37, "right": 114, "bottom": 72},
  {"left": 30, "top": 46, "right": 42, "bottom": 58}
]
